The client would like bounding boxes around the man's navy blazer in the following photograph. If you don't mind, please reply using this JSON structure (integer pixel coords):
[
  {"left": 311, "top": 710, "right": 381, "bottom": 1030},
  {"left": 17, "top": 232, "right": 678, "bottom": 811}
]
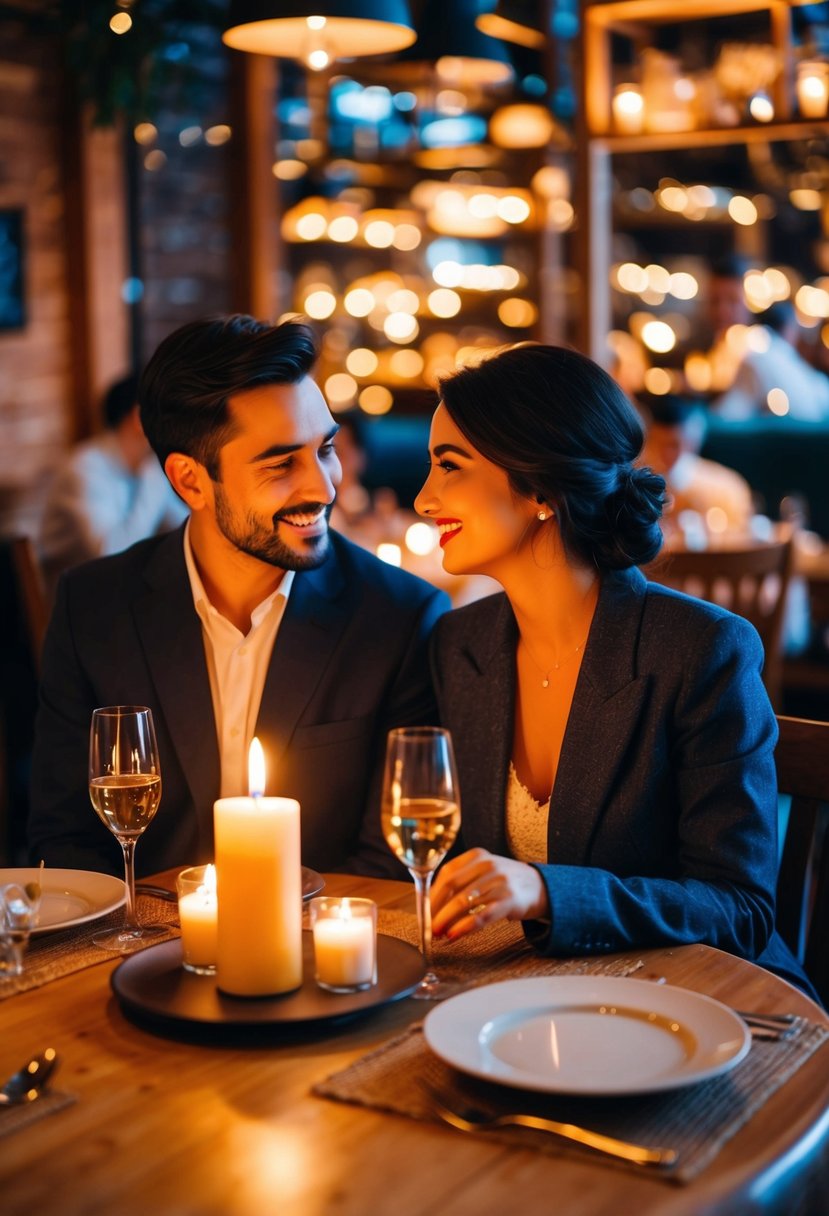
[
  {"left": 431, "top": 566, "right": 811, "bottom": 993},
  {"left": 29, "top": 527, "right": 449, "bottom": 878}
]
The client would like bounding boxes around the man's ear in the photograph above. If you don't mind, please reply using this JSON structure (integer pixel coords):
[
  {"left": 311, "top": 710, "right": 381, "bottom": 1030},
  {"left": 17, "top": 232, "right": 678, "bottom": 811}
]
[{"left": 165, "top": 453, "right": 209, "bottom": 510}]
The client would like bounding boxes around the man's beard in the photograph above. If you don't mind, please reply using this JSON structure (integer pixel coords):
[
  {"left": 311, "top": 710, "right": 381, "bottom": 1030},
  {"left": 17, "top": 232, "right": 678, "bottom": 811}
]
[{"left": 214, "top": 486, "right": 333, "bottom": 571}]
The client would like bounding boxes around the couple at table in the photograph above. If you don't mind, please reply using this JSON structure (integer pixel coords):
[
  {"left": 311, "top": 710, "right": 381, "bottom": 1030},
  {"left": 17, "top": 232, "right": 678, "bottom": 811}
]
[{"left": 28, "top": 315, "right": 814, "bottom": 1000}]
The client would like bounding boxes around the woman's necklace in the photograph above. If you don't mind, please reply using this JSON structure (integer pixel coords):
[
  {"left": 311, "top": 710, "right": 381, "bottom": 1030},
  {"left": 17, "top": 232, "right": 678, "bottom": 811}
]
[{"left": 519, "top": 632, "right": 589, "bottom": 688}]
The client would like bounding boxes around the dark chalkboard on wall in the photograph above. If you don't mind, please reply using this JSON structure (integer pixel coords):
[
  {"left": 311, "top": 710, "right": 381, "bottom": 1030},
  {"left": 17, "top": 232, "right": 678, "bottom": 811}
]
[{"left": 0, "top": 210, "right": 24, "bottom": 330}]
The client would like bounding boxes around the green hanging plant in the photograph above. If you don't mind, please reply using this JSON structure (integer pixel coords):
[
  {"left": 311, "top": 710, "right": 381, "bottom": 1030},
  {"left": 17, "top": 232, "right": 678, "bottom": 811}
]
[{"left": 58, "top": 0, "right": 228, "bottom": 126}]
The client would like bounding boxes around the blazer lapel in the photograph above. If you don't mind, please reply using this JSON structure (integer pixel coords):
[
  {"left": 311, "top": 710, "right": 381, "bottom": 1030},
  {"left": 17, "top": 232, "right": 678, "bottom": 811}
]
[
  {"left": 254, "top": 548, "right": 349, "bottom": 769},
  {"left": 549, "top": 567, "right": 650, "bottom": 864},
  {"left": 133, "top": 529, "right": 219, "bottom": 856},
  {"left": 449, "top": 595, "right": 516, "bottom": 853}
]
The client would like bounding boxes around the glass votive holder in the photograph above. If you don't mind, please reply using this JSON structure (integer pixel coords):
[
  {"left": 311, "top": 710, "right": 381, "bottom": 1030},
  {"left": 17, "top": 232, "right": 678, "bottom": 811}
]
[
  {"left": 0, "top": 883, "right": 40, "bottom": 977},
  {"left": 176, "top": 864, "right": 218, "bottom": 976},
  {"left": 309, "top": 897, "right": 377, "bottom": 993}
]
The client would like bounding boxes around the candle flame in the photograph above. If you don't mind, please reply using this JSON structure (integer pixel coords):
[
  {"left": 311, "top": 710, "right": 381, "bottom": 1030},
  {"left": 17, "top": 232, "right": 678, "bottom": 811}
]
[
  {"left": 203, "top": 863, "right": 217, "bottom": 897},
  {"left": 248, "top": 737, "right": 266, "bottom": 798}
]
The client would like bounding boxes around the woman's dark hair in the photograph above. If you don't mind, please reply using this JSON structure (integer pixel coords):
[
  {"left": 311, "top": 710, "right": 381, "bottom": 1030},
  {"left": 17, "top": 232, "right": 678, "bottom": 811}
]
[
  {"left": 138, "top": 314, "right": 317, "bottom": 479},
  {"left": 438, "top": 343, "right": 666, "bottom": 571}
]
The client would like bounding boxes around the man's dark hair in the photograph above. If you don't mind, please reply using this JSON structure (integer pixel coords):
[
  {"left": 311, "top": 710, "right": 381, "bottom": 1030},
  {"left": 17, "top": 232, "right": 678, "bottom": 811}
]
[
  {"left": 103, "top": 375, "right": 140, "bottom": 430},
  {"left": 138, "top": 314, "right": 318, "bottom": 479}
]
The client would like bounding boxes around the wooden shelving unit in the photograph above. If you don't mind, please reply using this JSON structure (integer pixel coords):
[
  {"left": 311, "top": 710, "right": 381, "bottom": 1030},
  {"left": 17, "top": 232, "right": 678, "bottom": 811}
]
[{"left": 575, "top": 0, "right": 829, "bottom": 359}]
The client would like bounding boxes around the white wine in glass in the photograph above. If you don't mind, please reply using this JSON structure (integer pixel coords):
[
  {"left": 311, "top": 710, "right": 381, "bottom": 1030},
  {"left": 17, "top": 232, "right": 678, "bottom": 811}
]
[
  {"left": 89, "top": 705, "right": 164, "bottom": 952},
  {"left": 381, "top": 726, "right": 461, "bottom": 1000}
]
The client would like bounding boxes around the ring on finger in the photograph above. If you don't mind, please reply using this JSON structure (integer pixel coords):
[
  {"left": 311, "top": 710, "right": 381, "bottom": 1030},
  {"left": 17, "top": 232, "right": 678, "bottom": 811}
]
[
  {"left": 468, "top": 902, "right": 487, "bottom": 918},
  {"left": 465, "top": 887, "right": 482, "bottom": 906}
]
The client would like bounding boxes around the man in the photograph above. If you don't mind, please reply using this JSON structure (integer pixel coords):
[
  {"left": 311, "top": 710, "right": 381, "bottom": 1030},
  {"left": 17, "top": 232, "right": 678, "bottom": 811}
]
[
  {"left": 706, "top": 257, "right": 829, "bottom": 420},
  {"left": 38, "top": 374, "right": 189, "bottom": 601},
  {"left": 29, "top": 316, "right": 449, "bottom": 878},
  {"left": 638, "top": 394, "right": 754, "bottom": 543}
]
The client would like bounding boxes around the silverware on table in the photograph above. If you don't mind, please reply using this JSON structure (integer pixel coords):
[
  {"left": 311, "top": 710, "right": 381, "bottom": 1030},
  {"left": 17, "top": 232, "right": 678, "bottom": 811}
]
[
  {"left": 135, "top": 884, "right": 178, "bottom": 903},
  {"left": 735, "top": 1010, "right": 805, "bottom": 1040},
  {"left": 423, "top": 1086, "right": 678, "bottom": 1168},
  {"left": 0, "top": 1048, "right": 59, "bottom": 1106}
]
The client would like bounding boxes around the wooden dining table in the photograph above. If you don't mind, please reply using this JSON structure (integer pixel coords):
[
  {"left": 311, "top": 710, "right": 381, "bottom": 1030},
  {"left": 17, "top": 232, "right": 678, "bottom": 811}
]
[{"left": 1, "top": 871, "right": 827, "bottom": 1216}]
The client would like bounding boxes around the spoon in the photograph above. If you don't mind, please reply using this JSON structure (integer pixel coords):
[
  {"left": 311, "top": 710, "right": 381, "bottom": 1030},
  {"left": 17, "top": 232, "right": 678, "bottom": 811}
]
[{"left": 0, "top": 1049, "right": 59, "bottom": 1106}]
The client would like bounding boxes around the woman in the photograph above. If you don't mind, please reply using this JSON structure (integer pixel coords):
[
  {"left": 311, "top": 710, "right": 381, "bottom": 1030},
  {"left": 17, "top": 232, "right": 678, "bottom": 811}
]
[{"left": 415, "top": 342, "right": 812, "bottom": 997}]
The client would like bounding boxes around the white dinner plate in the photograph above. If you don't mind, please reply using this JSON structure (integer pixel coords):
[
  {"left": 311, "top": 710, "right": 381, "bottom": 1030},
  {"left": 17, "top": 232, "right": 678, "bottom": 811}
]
[
  {"left": 423, "top": 976, "right": 751, "bottom": 1096},
  {"left": 0, "top": 867, "right": 126, "bottom": 934}
]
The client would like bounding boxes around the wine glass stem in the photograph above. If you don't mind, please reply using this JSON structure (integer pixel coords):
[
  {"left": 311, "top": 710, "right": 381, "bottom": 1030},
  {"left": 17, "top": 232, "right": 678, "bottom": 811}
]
[
  {"left": 410, "top": 869, "right": 434, "bottom": 970},
  {"left": 120, "top": 839, "right": 139, "bottom": 931}
]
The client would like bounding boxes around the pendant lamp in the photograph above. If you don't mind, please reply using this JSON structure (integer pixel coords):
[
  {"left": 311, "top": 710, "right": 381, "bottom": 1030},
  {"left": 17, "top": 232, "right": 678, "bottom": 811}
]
[
  {"left": 223, "top": 0, "right": 417, "bottom": 67},
  {"left": 476, "top": 0, "right": 545, "bottom": 50}
]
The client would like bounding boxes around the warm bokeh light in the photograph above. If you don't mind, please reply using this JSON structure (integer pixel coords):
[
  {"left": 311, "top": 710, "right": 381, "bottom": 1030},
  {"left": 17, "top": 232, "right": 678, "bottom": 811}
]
[
  {"left": 134, "top": 123, "right": 157, "bottom": 145},
  {"left": 392, "top": 224, "right": 421, "bottom": 251},
  {"left": 645, "top": 264, "right": 671, "bottom": 294},
  {"left": 272, "top": 160, "right": 307, "bottom": 180},
  {"left": 706, "top": 506, "right": 729, "bottom": 534},
  {"left": 427, "top": 289, "right": 461, "bottom": 319},
  {"left": 490, "top": 103, "right": 556, "bottom": 149},
  {"left": 498, "top": 297, "right": 537, "bottom": 327},
  {"left": 548, "top": 199, "right": 574, "bottom": 229},
  {"left": 390, "top": 349, "right": 424, "bottom": 379},
  {"left": 789, "top": 189, "right": 822, "bottom": 211},
  {"left": 497, "top": 195, "right": 531, "bottom": 224},
  {"left": 685, "top": 352, "right": 713, "bottom": 392},
  {"left": 143, "top": 150, "right": 166, "bottom": 171},
  {"left": 640, "top": 320, "right": 676, "bottom": 353},
  {"left": 328, "top": 216, "right": 359, "bottom": 243},
  {"left": 296, "top": 213, "right": 327, "bottom": 241},
  {"left": 110, "top": 12, "right": 132, "bottom": 34},
  {"left": 324, "top": 373, "right": 358, "bottom": 407},
  {"left": 795, "top": 284, "right": 829, "bottom": 317},
  {"left": 728, "top": 196, "right": 758, "bottom": 225},
  {"left": 405, "top": 522, "right": 438, "bottom": 556},
  {"left": 304, "top": 289, "right": 337, "bottom": 320},
  {"left": 344, "top": 288, "right": 375, "bottom": 317},
  {"left": 364, "top": 221, "right": 395, "bottom": 248},
  {"left": 616, "top": 263, "right": 649, "bottom": 294},
  {"left": 384, "top": 312, "right": 419, "bottom": 342},
  {"left": 386, "top": 288, "right": 420, "bottom": 315},
  {"left": 669, "top": 271, "right": 698, "bottom": 300},
  {"left": 748, "top": 92, "right": 774, "bottom": 123},
  {"left": 767, "top": 388, "right": 790, "bottom": 416},
  {"left": 376, "top": 543, "right": 402, "bottom": 566},
  {"left": 346, "top": 348, "right": 379, "bottom": 377},
  {"left": 643, "top": 367, "right": 673, "bottom": 395},
  {"left": 359, "top": 385, "right": 394, "bottom": 415},
  {"left": 205, "top": 125, "right": 232, "bottom": 146}
]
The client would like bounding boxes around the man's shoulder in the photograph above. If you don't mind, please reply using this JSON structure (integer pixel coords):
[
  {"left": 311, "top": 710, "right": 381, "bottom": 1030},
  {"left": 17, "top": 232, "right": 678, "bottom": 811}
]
[{"left": 60, "top": 529, "right": 181, "bottom": 594}]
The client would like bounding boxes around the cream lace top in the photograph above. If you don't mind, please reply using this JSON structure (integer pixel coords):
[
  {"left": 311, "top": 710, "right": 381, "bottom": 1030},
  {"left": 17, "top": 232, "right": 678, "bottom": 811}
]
[{"left": 505, "top": 761, "right": 550, "bottom": 863}]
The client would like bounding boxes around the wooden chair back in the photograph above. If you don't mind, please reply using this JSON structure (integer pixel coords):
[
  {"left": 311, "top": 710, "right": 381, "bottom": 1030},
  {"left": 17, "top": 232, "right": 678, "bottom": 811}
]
[
  {"left": 650, "top": 534, "right": 794, "bottom": 708},
  {"left": 774, "top": 714, "right": 829, "bottom": 1007}
]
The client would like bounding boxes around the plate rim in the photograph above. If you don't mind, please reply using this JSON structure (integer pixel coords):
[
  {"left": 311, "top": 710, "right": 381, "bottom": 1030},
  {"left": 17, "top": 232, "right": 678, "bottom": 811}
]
[
  {"left": 423, "top": 975, "right": 751, "bottom": 1096},
  {"left": 0, "top": 866, "right": 126, "bottom": 934},
  {"left": 110, "top": 931, "right": 424, "bottom": 1029}
]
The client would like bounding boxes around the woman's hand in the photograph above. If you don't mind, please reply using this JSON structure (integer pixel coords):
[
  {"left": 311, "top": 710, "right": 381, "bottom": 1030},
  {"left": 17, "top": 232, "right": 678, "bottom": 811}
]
[{"left": 430, "top": 848, "right": 549, "bottom": 941}]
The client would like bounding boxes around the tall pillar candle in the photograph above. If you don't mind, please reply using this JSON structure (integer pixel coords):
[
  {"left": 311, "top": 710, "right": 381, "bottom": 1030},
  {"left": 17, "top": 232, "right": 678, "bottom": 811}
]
[
  {"left": 213, "top": 739, "right": 302, "bottom": 996},
  {"left": 214, "top": 794, "right": 302, "bottom": 995}
]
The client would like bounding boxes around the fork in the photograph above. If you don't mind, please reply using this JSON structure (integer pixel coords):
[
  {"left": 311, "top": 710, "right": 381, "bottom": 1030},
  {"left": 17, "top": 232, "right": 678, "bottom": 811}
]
[
  {"left": 735, "top": 1011, "right": 806, "bottom": 1040},
  {"left": 423, "top": 1086, "right": 678, "bottom": 1168}
]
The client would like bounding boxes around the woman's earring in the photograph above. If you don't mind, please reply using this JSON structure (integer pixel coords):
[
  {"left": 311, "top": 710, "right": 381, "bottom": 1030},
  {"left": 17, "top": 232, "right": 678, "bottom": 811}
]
[{"left": 537, "top": 510, "right": 548, "bottom": 521}]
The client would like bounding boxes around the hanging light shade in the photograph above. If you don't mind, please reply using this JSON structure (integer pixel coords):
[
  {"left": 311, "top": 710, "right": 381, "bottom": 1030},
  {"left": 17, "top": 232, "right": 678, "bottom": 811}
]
[
  {"left": 396, "top": 0, "right": 514, "bottom": 87},
  {"left": 476, "top": 0, "right": 544, "bottom": 50},
  {"left": 223, "top": 0, "right": 417, "bottom": 63}
]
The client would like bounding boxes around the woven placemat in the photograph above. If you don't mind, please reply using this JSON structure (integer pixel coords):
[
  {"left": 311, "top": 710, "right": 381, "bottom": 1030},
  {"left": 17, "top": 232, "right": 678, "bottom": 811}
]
[
  {"left": 315, "top": 1017, "right": 828, "bottom": 1185},
  {"left": 0, "top": 895, "right": 179, "bottom": 1000},
  {"left": 316, "top": 911, "right": 828, "bottom": 1185}
]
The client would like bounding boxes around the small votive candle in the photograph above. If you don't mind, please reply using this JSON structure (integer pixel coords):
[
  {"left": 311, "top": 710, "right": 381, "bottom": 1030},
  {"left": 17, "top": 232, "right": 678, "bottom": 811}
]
[
  {"left": 797, "top": 62, "right": 829, "bottom": 119},
  {"left": 612, "top": 83, "right": 644, "bottom": 135},
  {"left": 309, "top": 897, "right": 377, "bottom": 993},
  {"left": 176, "top": 864, "right": 218, "bottom": 975}
]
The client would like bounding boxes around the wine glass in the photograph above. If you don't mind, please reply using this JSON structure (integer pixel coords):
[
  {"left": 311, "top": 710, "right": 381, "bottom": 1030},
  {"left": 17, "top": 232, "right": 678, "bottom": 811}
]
[
  {"left": 88, "top": 706, "right": 165, "bottom": 952},
  {"left": 381, "top": 726, "right": 461, "bottom": 1000}
]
